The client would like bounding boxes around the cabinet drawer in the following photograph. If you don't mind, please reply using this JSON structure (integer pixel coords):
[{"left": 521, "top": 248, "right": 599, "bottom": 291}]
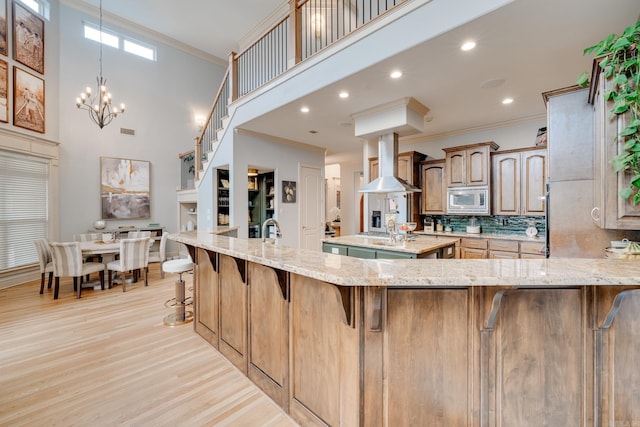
[
  {"left": 461, "top": 238, "right": 488, "bottom": 250},
  {"left": 489, "top": 239, "right": 519, "bottom": 252},
  {"left": 520, "top": 241, "right": 546, "bottom": 256},
  {"left": 489, "top": 250, "right": 519, "bottom": 259}
]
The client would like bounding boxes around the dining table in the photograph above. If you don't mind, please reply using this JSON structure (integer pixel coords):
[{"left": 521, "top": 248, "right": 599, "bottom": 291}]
[{"left": 78, "top": 239, "right": 152, "bottom": 288}]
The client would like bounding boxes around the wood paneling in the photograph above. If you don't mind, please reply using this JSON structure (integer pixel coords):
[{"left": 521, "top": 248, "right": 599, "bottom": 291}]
[
  {"left": 493, "top": 289, "right": 584, "bottom": 426},
  {"left": 194, "top": 247, "right": 219, "bottom": 347},
  {"left": 289, "top": 274, "right": 359, "bottom": 427},
  {"left": 386, "top": 289, "right": 470, "bottom": 426},
  {"left": 219, "top": 254, "right": 248, "bottom": 373},
  {"left": 248, "top": 262, "right": 289, "bottom": 408}
]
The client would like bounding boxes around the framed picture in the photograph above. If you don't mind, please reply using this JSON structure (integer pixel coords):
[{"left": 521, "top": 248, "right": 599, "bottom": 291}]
[
  {"left": 13, "top": 1, "right": 44, "bottom": 74},
  {"left": 535, "top": 126, "right": 547, "bottom": 147},
  {"left": 0, "top": 0, "right": 7, "bottom": 56},
  {"left": 282, "top": 180, "right": 297, "bottom": 203},
  {"left": 13, "top": 66, "right": 44, "bottom": 133},
  {"left": 0, "top": 59, "right": 7, "bottom": 122},
  {"left": 100, "top": 157, "right": 151, "bottom": 220}
]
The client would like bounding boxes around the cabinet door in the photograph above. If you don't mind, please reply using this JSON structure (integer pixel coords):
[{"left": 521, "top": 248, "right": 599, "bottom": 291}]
[
  {"left": 594, "top": 72, "right": 640, "bottom": 229},
  {"left": 492, "top": 153, "right": 520, "bottom": 215},
  {"left": 460, "top": 247, "right": 487, "bottom": 259},
  {"left": 467, "top": 146, "right": 490, "bottom": 186},
  {"left": 489, "top": 250, "right": 519, "bottom": 259},
  {"left": 446, "top": 151, "right": 466, "bottom": 187},
  {"left": 369, "top": 158, "right": 379, "bottom": 181},
  {"left": 347, "top": 246, "right": 377, "bottom": 259},
  {"left": 521, "top": 149, "right": 546, "bottom": 216},
  {"left": 397, "top": 154, "right": 412, "bottom": 183},
  {"left": 421, "top": 161, "right": 446, "bottom": 214}
]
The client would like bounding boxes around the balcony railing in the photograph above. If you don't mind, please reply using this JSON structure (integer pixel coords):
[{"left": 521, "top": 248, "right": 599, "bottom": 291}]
[{"left": 193, "top": 0, "right": 408, "bottom": 180}]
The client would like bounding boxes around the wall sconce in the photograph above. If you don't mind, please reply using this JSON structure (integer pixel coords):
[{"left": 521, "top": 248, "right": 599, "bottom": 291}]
[{"left": 195, "top": 114, "right": 206, "bottom": 132}]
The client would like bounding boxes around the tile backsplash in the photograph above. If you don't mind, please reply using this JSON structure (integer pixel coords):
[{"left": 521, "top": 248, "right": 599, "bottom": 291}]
[{"left": 422, "top": 215, "right": 545, "bottom": 237}]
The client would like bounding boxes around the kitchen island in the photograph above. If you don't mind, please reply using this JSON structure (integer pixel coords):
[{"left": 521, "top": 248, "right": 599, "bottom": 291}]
[
  {"left": 171, "top": 231, "right": 640, "bottom": 427},
  {"left": 322, "top": 233, "right": 458, "bottom": 258}
]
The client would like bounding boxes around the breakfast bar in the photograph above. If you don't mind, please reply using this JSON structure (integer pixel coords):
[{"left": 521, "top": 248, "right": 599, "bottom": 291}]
[{"left": 170, "top": 231, "right": 640, "bottom": 427}]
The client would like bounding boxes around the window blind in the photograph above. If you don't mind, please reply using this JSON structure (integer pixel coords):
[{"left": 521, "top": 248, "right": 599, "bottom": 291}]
[{"left": 0, "top": 150, "right": 49, "bottom": 271}]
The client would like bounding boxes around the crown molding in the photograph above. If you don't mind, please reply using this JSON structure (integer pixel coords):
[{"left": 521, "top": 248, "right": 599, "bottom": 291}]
[
  {"left": 60, "top": 0, "right": 228, "bottom": 66},
  {"left": 400, "top": 114, "right": 547, "bottom": 144}
]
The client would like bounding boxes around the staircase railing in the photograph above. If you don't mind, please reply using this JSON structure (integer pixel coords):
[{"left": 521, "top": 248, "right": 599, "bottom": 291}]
[{"left": 193, "top": 0, "right": 408, "bottom": 181}]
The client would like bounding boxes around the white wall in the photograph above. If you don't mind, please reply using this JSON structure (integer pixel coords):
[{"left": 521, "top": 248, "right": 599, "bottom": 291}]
[
  {"left": 57, "top": 5, "right": 225, "bottom": 241},
  {"left": 230, "top": 131, "right": 325, "bottom": 247}
]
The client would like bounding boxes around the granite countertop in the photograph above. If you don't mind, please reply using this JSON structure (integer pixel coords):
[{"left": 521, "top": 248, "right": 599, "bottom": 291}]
[
  {"left": 416, "top": 230, "right": 546, "bottom": 243},
  {"left": 322, "top": 234, "right": 459, "bottom": 255},
  {"left": 209, "top": 226, "right": 240, "bottom": 235},
  {"left": 169, "top": 231, "right": 640, "bottom": 288}
]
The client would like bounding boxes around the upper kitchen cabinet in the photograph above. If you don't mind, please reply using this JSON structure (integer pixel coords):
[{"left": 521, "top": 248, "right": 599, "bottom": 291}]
[
  {"left": 492, "top": 148, "right": 547, "bottom": 216},
  {"left": 368, "top": 151, "right": 426, "bottom": 184},
  {"left": 443, "top": 142, "right": 499, "bottom": 187},
  {"left": 420, "top": 159, "right": 446, "bottom": 215},
  {"left": 590, "top": 69, "right": 640, "bottom": 230}
]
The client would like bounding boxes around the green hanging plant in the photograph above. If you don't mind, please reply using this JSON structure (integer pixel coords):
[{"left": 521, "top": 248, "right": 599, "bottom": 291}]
[{"left": 577, "top": 20, "right": 640, "bottom": 204}]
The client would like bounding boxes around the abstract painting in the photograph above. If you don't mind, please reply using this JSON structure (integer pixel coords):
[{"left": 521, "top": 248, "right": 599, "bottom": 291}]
[{"left": 100, "top": 157, "right": 151, "bottom": 219}]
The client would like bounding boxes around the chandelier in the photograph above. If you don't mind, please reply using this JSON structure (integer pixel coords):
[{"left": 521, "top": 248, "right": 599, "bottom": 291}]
[{"left": 75, "top": 0, "right": 125, "bottom": 129}]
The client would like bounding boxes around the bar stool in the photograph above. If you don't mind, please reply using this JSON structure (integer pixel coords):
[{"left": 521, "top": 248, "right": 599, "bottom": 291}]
[{"left": 162, "top": 258, "right": 194, "bottom": 326}]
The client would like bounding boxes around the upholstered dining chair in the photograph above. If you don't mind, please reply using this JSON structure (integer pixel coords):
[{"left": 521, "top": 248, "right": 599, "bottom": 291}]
[
  {"left": 49, "top": 242, "right": 105, "bottom": 299},
  {"left": 148, "top": 232, "right": 168, "bottom": 278},
  {"left": 107, "top": 237, "right": 151, "bottom": 292},
  {"left": 34, "top": 239, "right": 54, "bottom": 294},
  {"left": 73, "top": 233, "right": 103, "bottom": 278}
]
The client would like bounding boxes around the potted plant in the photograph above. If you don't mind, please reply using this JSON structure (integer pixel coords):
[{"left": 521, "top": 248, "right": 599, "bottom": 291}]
[{"left": 578, "top": 20, "right": 640, "bottom": 204}]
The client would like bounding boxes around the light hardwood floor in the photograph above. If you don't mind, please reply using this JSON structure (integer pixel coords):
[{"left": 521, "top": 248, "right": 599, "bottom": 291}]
[{"left": 0, "top": 264, "right": 299, "bottom": 427}]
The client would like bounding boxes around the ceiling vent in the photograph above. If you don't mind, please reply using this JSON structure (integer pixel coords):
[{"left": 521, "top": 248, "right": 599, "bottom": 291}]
[{"left": 120, "top": 128, "right": 135, "bottom": 136}]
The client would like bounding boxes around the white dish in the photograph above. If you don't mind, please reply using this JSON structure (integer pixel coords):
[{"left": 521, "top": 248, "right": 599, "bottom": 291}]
[{"left": 610, "top": 238, "right": 629, "bottom": 248}]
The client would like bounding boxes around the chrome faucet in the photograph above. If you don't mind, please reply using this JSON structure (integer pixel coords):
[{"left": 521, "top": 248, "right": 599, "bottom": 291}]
[
  {"left": 387, "top": 218, "right": 396, "bottom": 243},
  {"left": 262, "top": 218, "right": 282, "bottom": 243}
]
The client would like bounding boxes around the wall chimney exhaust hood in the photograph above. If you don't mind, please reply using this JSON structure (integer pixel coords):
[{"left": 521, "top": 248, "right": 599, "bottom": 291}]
[{"left": 352, "top": 97, "right": 429, "bottom": 194}]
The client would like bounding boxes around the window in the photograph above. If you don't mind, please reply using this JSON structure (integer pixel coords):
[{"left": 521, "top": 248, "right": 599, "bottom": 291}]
[
  {"left": 83, "top": 24, "right": 119, "bottom": 48},
  {"left": 124, "top": 39, "right": 155, "bottom": 61},
  {"left": 0, "top": 151, "right": 49, "bottom": 271},
  {"left": 17, "top": 0, "right": 49, "bottom": 20},
  {"left": 83, "top": 23, "right": 157, "bottom": 61}
]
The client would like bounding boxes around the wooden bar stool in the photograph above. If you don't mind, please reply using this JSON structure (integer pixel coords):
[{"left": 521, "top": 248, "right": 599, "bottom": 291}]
[{"left": 162, "top": 258, "right": 194, "bottom": 326}]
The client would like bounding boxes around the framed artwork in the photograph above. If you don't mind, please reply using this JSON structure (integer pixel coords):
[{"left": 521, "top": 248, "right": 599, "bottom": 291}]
[
  {"left": 100, "top": 157, "right": 151, "bottom": 220},
  {"left": 535, "top": 126, "right": 548, "bottom": 147},
  {"left": 13, "top": 66, "right": 44, "bottom": 133},
  {"left": 13, "top": 1, "right": 44, "bottom": 74},
  {"left": 0, "top": 0, "right": 7, "bottom": 56},
  {"left": 0, "top": 59, "right": 7, "bottom": 122},
  {"left": 282, "top": 180, "right": 297, "bottom": 203}
]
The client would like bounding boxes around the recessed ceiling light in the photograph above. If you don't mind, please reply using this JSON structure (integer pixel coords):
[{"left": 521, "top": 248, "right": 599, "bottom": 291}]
[
  {"left": 461, "top": 40, "right": 476, "bottom": 51},
  {"left": 502, "top": 97, "right": 514, "bottom": 105},
  {"left": 339, "top": 91, "right": 349, "bottom": 98},
  {"left": 390, "top": 70, "right": 402, "bottom": 79},
  {"left": 300, "top": 106, "right": 310, "bottom": 113}
]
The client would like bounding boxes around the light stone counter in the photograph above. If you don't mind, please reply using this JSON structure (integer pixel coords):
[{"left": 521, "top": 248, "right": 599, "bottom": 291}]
[
  {"left": 169, "top": 231, "right": 640, "bottom": 288},
  {"left": 416, "top": 229, "right": 546, "bottom": 243},
  {"left": 322, "top": 234, "right": 459, "bottom": 255}
]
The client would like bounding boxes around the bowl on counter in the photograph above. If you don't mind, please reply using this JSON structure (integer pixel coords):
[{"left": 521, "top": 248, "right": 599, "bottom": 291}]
[{"left": 610, "top": 238, "right": 630, "bottom": 248}]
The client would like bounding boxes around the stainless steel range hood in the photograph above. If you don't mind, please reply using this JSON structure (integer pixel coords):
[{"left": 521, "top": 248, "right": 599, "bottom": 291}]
[
  {"left": 359, "top": 132, "right": 421, "bottom": 193},
  {"left": 352, "top": 97, "right": 429, "bottom": 194}
]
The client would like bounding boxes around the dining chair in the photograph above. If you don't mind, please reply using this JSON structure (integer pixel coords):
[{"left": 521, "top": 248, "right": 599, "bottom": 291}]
[
  {"left": 107, "top": 237, "right": 151, "bottom": 291},
  {"left": 73, "top": 233, "right": 103, "bottom": 278},
  {"left": 128, "top": 231, "right": 151, "bottom": 238},
  {"left": 49, "top": 242, "right": 105, "bottom": 299},
  {"left": 148, "top": 232, "right": 168, "bottom": 278},
  {"left": 34, "top": 239, "right": 54, "bottom": 294}
]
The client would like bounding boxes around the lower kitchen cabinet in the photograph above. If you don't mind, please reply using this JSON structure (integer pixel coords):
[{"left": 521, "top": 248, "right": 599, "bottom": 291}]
[
  {"left": 321, "top": 242, "right": 452, "bottom": 259},
  {"left": 464, "top": 237, "right": 547, "bottom": 259},
  {"left": 347, "top": 246, "right": 377, "bottom": 259},
  {"left": 461, "top": 237, "right": 488, "bottom": 259}
]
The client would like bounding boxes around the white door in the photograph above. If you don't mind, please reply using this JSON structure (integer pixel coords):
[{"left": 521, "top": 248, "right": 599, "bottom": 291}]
[{"left": 300, "top": 165, "right": 323, "bottom": 250}]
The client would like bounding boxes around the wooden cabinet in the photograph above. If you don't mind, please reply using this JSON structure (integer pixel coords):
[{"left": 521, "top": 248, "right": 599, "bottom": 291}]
[
  {"left": 591, "top": 70, "right": 640, "bottom": 229},
  {"left": 492, "top": 147, "right": 547, "bottom": 216},
  {"left": 443, "top": 141, "right": 498, "bottom": 187},
  {"left": 460, "top": 237, "right": 488, "bottom": 259},
  {"left": 368, "top": 151, "right": 427, "bottom": 227},
  {"left": 420, "top": 159, "right": 446, "bottom": 214},
  {"left": 218, "top": 254, "right": 248, "bottom": 373},
  {"left": 194, "top": 247, "right": 219, "bottom": 347}
]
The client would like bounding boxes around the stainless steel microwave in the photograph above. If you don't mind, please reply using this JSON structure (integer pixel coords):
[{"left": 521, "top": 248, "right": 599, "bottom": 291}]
[{"left": 447, "top": 186, "right": 489, "bottom": 214}]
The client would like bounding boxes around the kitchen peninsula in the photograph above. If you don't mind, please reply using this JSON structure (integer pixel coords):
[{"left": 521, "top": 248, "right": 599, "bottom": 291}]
[{"left": 170, "top": 231, "right": 640, "bottom": 426}]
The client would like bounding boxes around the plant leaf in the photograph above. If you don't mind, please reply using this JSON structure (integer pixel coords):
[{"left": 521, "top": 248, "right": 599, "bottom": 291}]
[
  {"left": 576, "top": 72, "right": 589, "bottom": 87},
  {"left": 620, "top": 125, "right": 638, "bottom": 136},
  {"left": 620, "top": 186, "right": 632, "bottom": 200}
]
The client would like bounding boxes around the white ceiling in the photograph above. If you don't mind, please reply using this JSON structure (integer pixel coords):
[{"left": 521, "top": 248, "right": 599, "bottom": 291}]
[{"left": 75, "top": 0, "right": 640, "bottom": 164}]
